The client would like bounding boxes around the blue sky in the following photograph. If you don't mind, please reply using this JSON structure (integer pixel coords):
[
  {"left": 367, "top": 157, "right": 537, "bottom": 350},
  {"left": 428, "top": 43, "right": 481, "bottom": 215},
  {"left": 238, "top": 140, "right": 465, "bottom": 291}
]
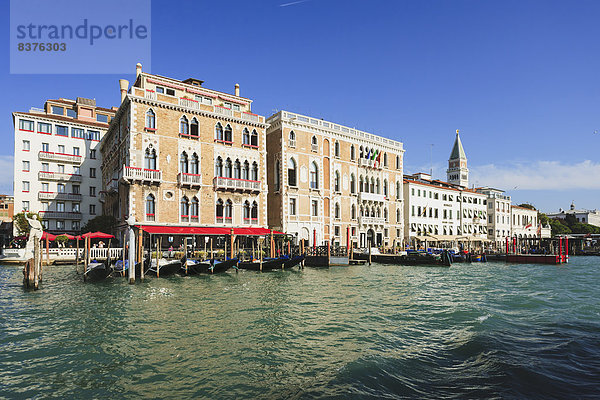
[{"left": 2, "top": 0, "right": 599, "bottom": 213}]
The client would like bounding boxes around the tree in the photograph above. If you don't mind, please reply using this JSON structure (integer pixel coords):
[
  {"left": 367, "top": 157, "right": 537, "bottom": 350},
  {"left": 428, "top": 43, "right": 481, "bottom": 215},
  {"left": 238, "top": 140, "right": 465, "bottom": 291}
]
[
  {"left": 13, "top": 212, "right": 42, "bottom": 236},
  {"left": 81, "top": 215, "right": 117, "bottom": 234},
  {"left": 538, "top": 212, "right": 549, "bottom": 225},
  {"left": 518, "top": 203, "right": 536, "bottom": 210},
  {"left": 549, "top": 218, "right": 571, "bottom": 235}
]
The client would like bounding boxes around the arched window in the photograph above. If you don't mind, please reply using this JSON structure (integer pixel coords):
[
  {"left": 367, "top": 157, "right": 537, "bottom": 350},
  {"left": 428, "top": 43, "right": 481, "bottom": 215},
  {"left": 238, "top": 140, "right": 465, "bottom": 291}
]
[
  {"left": 360, "top": 206, "right": 364, "bottom": 217},
  {"left": 383, "top": 179, "right": 388, "bottom": 196},
  {"left": 251, "top": 162, "right": 258, "bottom": 181},
  {"left": 191, "top": 197, "right": 199, "bottom": 221},
  {"left": 359, "top": 175, "right": 364, "bottom": 192},
  {"left": 334, "top": 171, "right": 340, "bottom": 192},
  {"left": 370, "top": 177, "right": 375, "bottom": 193},
  {"left": 350, "top": 174, "right": 356, "bottom": 194},
  {"left": 396, "top": 181, "right": 401, "bottom": 198},
  {"left": 289, "top": 130, "right": 296, "bottom": 147},
  {"left": 288, "top": 158, "right": 297, "bottom": 187},
  {"left": 145, "top": 109, "right": 155, "bottom": 129},
  {"left": 365, "top": 147, "right": 370, "bottom": 159},
  {"left": 351, "top": 204, "right": 356, "bottom": 220},
  {"left": 234, "top": 159, "right": 241, "bottom": 179},
  {"left": 396, "top": 155, "right": 400, "bottom": 169},
  {"left": 350, "top": 145, "right": 356, "bottom": 160},
  {"left": 251, "top": 129, "right": 258, "bottom": 147},
  {"left": 225, "top": 199, "right": 233, "bottom": 222},
  {"left": 224, "top": 124, "right": 233, "bottom": 142},
  {"left": 190, "top": 118, "right": 199, "bottom": 137},
  {"left": 180, "top": 151, "right": 188, "bottom": 173},
  {"left": 179, "top": 115, "right": 189, "bottom": 135},
  {"left": 216, "top": 199, "right": 224, "bottom": 222},
  {"left": 377, "top": 207, "right": 381, "bottom": 218},
  {"left": 311, "top": 136, "right": 318, "bottom": 151},
  {"left": 334, "top": 141, "right": 340, "bottom": 157},
  {"left": 145, "top": 194, "right": 155, "bottom": 221},
  {"left": 243, "top": 200, "right": 251, "bottom": 223},
  {"left": 180, "top": 196, "right": 189, "bottom": 221},
  {"left": 145, "top": 148, "right": 156, "bottom": 170},
  {"left": 384, "top": 208, "right": 388, "bottom": 221},
  {"left": 242, "top": 160, "right": 249, "bottom": 180},
  {"left": 215, "top": 122, "right": 223, "bottom": 141},
  {"left": 224, "top": 158, "right": 232, "bottom": 178},
  {"left": 274, "top": 160, "right": 280, "bottom": 191},
  {"left": 243, "top": 128, "right": 250, "bottom": 145},
  {"left": 310, "top": 162, "right": 319, "bottom": 189},
  {"left": 190, "top": 153, "right": 199, "bottom": 174},
  {"left": 360, "top": 146, "right": 364, "bottom": 159},
  {"left": 251, "top": 201, "right": 258, "bottom": 222},
  {"left": 215, "top": 157, "right": 223, "bottom": 177},
  {"left": 335, "top": 203, "right": 340, "bottom": 219},
  {"left": 383, "top": 152, "right": 388, "bottom": 167},
  {"left": 397, "top": 208, "right": 401, "bottom": 222}
]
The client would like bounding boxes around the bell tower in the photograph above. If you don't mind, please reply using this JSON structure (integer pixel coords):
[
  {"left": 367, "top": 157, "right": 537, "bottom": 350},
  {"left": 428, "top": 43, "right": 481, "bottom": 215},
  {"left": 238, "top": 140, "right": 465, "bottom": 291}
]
[{"left": 447, "top": 129, "right": 469, "bottom": 187}]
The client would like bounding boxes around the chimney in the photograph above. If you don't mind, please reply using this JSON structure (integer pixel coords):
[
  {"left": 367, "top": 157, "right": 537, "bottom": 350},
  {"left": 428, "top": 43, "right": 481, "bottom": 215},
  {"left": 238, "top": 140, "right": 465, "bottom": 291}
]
[
  {"left": 119, "top": 79, "right": 129, "bottom": 103},
  {"left": 136, "top": 62, "right": 142, "bottom": 79},
  {"left": 235, "top": 83, "right": 240, "bottom": 97}
]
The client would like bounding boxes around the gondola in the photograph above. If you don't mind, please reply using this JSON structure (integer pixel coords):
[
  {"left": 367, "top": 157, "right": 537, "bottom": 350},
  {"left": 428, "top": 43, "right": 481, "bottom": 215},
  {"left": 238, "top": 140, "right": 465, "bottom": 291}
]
[
  {"left": 147, "top": 257, "right": 183, "bottom": 277},
  {"left": 209, "top": 257, "right": 238, "bottom": 273},
  {"left": 84, "top": 258, "right": 113, "bottom": 282},
  {"left": 238, "top": 257, "right": 286, "bottom": 271},
  {"left": 282, "top": 254, "right": 305, "bottom": 269},
  {"left": 112, "top": 255, "right": 152, "bottom": 277},
  {"left": 180, "top": 256, "right": 212, "bottom": 275}
]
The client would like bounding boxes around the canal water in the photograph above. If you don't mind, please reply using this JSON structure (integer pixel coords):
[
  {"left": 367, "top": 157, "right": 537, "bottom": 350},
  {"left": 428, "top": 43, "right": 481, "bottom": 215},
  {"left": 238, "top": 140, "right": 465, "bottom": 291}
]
[{"left": 1, "top": 258, "right": 599, "bottom": 399}]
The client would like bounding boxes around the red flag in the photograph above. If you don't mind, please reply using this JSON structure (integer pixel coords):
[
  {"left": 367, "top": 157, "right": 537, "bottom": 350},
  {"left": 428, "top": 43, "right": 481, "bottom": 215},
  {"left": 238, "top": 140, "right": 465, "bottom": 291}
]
[{"left": 525, "top": 223, "right": 532, "bottom": 229}]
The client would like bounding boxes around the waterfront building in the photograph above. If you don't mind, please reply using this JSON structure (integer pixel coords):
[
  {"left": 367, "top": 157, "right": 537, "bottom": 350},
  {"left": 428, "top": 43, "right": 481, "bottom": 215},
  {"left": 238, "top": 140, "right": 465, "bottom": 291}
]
[
  {"left": 476, "top": 187, "right": 512, "bottom": 247},
  {"left": 101, "top": 64, "right": 268, "bottom": 238},
  {"left": 265, "top": 111, "right": 404, "bottom": 248},
  {"left": 511, "top": 205, "right": 541, "bottom": 238},
  {"left": 403, "top": 172, "right": 488, "bottom": 247},
  {"left": 0, "top": 195, "right": 14, "bottom": 223},
  {"left": 12, "top": 98, "right": 114, "bottom": 234},
  {"left": 547, "top": 202, "right": 600, "bottom": 228}
]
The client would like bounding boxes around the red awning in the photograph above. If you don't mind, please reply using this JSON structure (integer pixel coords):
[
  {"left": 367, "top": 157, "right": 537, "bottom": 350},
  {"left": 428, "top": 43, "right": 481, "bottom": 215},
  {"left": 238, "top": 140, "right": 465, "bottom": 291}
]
[
  {"left": 78, "top": 231, "right": 115, "bottom": 239},
  {"left": 41, "top": 232, "right": 56, "bottom": 241},
  {"left": 136, "top": 225, "right": 285, "bottom": 236}
]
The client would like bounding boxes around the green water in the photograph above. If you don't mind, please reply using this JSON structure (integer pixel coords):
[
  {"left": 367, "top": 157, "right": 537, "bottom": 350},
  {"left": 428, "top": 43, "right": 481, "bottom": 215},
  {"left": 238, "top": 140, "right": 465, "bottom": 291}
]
[{"left": 1, "top": 258, "right": 599, "bottom": 399}]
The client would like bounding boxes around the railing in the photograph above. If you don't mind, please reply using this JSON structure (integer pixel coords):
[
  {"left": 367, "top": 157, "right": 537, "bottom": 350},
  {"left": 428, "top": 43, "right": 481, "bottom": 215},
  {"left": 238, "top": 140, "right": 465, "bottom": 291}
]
[
  {"left": 38, "top": 192, "right": 82, "bottom": 201},
  {"left": 38, "top": 211, "right": 82, "bottom": 219},
  {"left": 359, "top": 192, "right": 386, "bottom": 203},
  {"left": 89, "top": 248, "right": 124, "bottom": 260},
  {"left": 122, "top": 165, "right": 162, "bottom": 183},
  {"left": 360, "top": 216, "right": 386, "bottom": 226},
  {"left": 38, "top": 151, "right": 82, "bottom": 165},
  {"left": 179, "top": 97, "right": 200, "bottom": 110},
  {"left": 311, "top": 144, "right": 318, "bottom": 152},
  {"left": 243, "top": 217, "right": 259, "bottom": 225},
  {"left": 216, "top": 216, "right": 233, "bottom": 224},
  {"left": 145, "top": 90, "right": 157, "bottom": 101},
  {"left": 241, "top": 112, "right": 259, "bottom": 123},
  {"left": 213, "top": 176, "right": 260, "bottom": 192},
  {"left": 289, "top": 139, "right": 296, "bottom": 148},
  {"left": 38, "top": 171, "right": 82, "bottom": 182},
  {"left": 178, "top": 172, "right": 202, "bottom": 187},
  {"left": 214, "top": 106, "right": 233, "bottom": 117}
]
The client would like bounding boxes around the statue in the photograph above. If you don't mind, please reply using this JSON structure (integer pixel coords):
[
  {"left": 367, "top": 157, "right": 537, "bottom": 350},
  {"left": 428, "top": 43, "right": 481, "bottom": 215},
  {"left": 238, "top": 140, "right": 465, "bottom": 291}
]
[{"left": 24, "top": 216, "right": 43, "bottom": 260}]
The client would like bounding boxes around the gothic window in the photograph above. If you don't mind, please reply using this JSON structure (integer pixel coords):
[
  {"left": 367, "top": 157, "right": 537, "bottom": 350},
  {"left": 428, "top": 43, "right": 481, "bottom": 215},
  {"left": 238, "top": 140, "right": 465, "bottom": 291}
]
[
  {"left": 179, "top": 115, "right": 189, "bottom": 135},
  {"left": 190, "top": 118, "right": 199, "bottom": 137},
  {"left": 310, "top": 162, "right": 319, "bottom": 189},
  {"left": 145, "top": 109, "right": 155, "bottom": 129},
  {"left": 288, "top": 158, "right": 297, "bottom": 187}
]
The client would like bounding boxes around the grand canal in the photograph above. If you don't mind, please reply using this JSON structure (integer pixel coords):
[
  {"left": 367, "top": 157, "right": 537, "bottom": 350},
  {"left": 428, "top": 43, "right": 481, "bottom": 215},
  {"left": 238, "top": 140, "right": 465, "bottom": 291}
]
[{"left": 1, "top": 258, "right": 599, "bottom": 399}]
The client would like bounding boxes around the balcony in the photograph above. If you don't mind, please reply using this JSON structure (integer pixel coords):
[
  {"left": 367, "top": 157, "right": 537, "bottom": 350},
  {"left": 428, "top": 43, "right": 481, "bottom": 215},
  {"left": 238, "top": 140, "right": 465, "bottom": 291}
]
[
  {"left": 216, "top": 216, "right": 233, "bottom": 224},
  {"left": 241, "top": 112, "right": 259, "bottom": 123},
  {"left": 145, "top": 90, "right": 157, "bottom": 101},
  {"left": 38, "top": 192, "right": 82, "bottom": 201},
  {"left": 213, "top": 177, "right": 260, "bottom": 193},
  {"left": 360, "top": 216, "right": 386, "bottom": 226},
  {"left": 311, "top": 144, "right": 318, "bottom": 152},
  {"left": 38, "top": 171, "right": 82, "bottom": 182},
  {"left": 178, "top": 172, "right": 202, "bottom": 187},
  {"left": 38, "top": 151, "right": 82, "bottom": 165},
  {"left": 122, "top": 165, "right": 162, "bottom": 184},
  {"left": 214, "top": 105, "right": 233, "bottom": 117},
  {"left": 39, "top": 211, "right": 82, "bottom": 220},
  {"left": 359, "top": 158, "right": 382, "bottom": 169},
  {"left": 359, "top": 192, "right": 386, "bottom": 203},
  {"left": 179, "top": 97, "right": 200, "bottom": 110}
]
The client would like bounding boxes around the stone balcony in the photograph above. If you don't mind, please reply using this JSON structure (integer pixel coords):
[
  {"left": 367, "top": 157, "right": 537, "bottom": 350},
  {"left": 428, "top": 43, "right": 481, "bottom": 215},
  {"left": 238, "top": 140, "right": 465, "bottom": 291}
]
[
  {"left": 213, "top": 177, "right": 260, "bottom": 193},
  {"left": 38, "top": 171, "right": 83, "bottom": 182},
  {"left": 359, "top": 192, "right": 386, "bottom": 203},
  {"left": 360, "top": 216, "right": 386, "bottom": 226},
  {"left": 178, "top": 172, "right": 202, "bottom": 187},
  {"left": 122, "top": 165, "right": 162, "bottom": 184},
  {"left": 38, "top": 151, "right": 82, "bottom": 165},
  {"left": 38, "top": 192, "right": 82, "bottom": 201},
  {"left": 39, "top": 211, "right": 82, "bottom": 220}
]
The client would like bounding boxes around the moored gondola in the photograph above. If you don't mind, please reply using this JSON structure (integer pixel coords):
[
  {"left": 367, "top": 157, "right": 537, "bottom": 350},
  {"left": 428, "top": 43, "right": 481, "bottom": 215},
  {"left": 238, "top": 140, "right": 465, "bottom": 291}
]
[
  {"left": 181, "top": 256, "right": 212, "bottom": 275},
  {"left": 147, "top": 257, "right": 183, "bottom": 277},
  {"left": 209, "top": 257, "right": 238, "bottom": 273},
  {"left": 282, "top": 254, "right": 305, "bottom": 269},
  {"left": 238, "top": 257, "right": 286, "bottom": 271},
  {"left": 84, "top": 259, "right": 113, "bottom": 282}
]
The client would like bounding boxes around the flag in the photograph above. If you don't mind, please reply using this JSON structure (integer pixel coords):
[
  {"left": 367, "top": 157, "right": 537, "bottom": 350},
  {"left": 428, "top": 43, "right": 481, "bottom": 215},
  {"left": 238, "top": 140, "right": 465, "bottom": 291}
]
[
  {"left": 525, "top": 223, "right": 532, "bottom": 229},
  {"left": 365, "top": 148, "right": 371, "bottom": 160},
  {"left": 375, "top": 151, "right": 382, "bottom": 167},
  {"left": 371, "top": 149, "right": 378, "bottom": 161}
]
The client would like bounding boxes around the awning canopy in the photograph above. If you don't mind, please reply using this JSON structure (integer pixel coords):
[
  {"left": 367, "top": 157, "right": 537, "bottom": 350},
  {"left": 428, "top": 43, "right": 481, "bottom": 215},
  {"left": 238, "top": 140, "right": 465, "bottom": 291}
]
[
  {"left": 41, "top": 232, "right": 56, "bottom": 241},
  {"left": 136, "top": 225, "right": 285, "bottom": 236}
]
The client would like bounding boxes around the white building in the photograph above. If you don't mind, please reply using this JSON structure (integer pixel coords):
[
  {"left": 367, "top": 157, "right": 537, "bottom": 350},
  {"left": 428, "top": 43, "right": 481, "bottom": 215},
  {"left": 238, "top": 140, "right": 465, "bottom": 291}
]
[
  {"left": 403, "top": 172, "right": 487, "bottom": 246},
  {"left": 547, "top": 202, "right": 600, "bottom": 228},
  {"left": 477, "top": 187, "right": 512, "bottom": 246},
  {"left": 13, "top": 98, "right": 114, "bottom": 234},
  {"left": 511, "top": 205, "right": 541, "bottom": 239}
]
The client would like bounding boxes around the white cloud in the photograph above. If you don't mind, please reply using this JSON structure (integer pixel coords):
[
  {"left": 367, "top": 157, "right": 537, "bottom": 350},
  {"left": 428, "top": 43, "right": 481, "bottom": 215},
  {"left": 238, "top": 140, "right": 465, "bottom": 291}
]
[
  {"left": 0, "top": 155, "right": 13, "bottom": 195},
  {"left": 470, "top": 160, "right": 600, "bottom": 190}
]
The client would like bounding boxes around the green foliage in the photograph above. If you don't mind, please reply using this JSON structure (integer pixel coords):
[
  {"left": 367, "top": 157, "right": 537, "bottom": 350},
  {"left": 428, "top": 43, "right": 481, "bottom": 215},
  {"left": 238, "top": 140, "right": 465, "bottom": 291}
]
[
  {"left": 81, "top": 215, "right": 117, "bottom": 234},
  {"left": 55, "top": 234, "right": 70, "bottom": 244},
  {"left": 549, "top": 216, "right": 600, "bottom": 235},
  {"left": 518, "top": 203, "right": 536, "bottom": 210},
  {"left": 549, "top": 219, "right": 571, "bottom": 235},
  {"left": 12, "top": 212, "right": 41, "bottom": 236},
  {"left": 538, "top": 212, "right": 549, "bottom": 225}
]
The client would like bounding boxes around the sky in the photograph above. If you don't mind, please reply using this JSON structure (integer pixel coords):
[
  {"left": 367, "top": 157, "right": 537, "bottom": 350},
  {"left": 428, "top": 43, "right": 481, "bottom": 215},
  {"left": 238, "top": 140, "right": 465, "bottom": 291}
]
[{"left": 1, "top": 0, "right": 599, "bottom": 213}]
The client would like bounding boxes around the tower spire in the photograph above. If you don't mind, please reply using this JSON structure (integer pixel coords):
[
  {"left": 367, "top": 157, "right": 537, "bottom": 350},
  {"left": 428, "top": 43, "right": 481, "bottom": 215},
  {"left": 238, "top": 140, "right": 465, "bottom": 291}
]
[{"left": 447, "top": 129, "right": 469, "bottom": 187}]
